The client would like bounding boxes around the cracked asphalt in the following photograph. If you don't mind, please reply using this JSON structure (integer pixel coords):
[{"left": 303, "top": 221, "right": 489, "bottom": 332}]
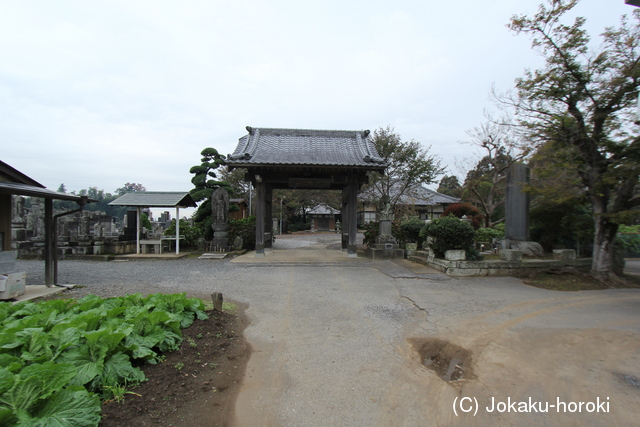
[{"left": 16, "top": 234, "right": 640, "bottom": 426}]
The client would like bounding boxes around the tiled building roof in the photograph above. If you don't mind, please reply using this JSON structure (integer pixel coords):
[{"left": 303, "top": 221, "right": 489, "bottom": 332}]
[
  {"left": 226, "top": 127, "right": 386, "bottom": 168},
  {"left": 360, "top": 180, "right": 461, "bottom": 206},
  {"left": 399, "top": 186, "right": 461, "bottom": 206},
  {"left": 307, "top": 204, "right": 340, "bottom": 215}
]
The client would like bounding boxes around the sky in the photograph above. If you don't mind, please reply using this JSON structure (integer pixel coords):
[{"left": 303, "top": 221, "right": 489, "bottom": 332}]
[{"left": 1, "top": 0, "right": 636, "bottom": 202}]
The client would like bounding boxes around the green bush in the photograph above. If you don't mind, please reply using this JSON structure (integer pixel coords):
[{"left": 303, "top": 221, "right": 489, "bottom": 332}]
[
  {"left": 287, "top": 222, "right": 310, "bottom": 232},
  {"left": 228, "top": 216, "right": 256, "bottom": 250},
  {"left": 164, "top": 219, "right": 205, "bottom": 247},
  {"left": 420, "top": 215, "right": 476, "bottom": 258},
  {"left": 474, "top": 227, "right": 504, "bottom": 242},
  {"left": 617, "top": 225, "right": 640, "bottom": 256},
  {"left": 400, "top": 217, "right": 425, "bottom": 247}
]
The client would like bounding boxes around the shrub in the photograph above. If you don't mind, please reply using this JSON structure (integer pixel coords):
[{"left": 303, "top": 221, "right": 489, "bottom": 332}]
[
  {"left": 442, "top": 203, "right": 483, "bottom": 229},
  {"left": 228, "top": 216, "right": 256, "bottom": 250},
  {"left": 475, "top": 227, "right": 504, "bottom": 242},
  {"left": 617, "top": 225, "right": 640, "bottom": 256},
  {"left": 164, "top": 219, "right": 205, "bottom": 247},
  {"left": 420, "top": 215, "right": 476, "bottom": 258},
  {"left": 400, "top": 217, "right": 425, "bottom": 247},
  {"left": 287, "top": 222, "right": 310, "bottom": 232}
]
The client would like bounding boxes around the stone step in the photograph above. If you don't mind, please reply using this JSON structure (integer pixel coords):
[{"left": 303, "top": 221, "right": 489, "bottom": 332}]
[
  {"left": 411, "top": 250, "right": 429, "bottom": 260},
  {"left": 408, "top": 255, "right": 429, "bottom": 266}
]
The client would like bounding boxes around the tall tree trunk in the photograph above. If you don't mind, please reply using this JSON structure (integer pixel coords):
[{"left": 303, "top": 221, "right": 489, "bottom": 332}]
[{"left": 590, "top": 199, "right": 620, "bottom": 280}]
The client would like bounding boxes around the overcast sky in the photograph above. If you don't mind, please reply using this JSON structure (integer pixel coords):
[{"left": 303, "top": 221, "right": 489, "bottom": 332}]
[{"left": 1, "top": 0, "right": 634, "bottom": 197}]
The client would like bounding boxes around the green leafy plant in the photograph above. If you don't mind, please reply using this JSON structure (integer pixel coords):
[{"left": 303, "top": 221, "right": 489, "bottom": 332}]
[
  {"left": 420, "top": 215, "right": 476, "bottom": 258},
  {"left": 228, "top": 216, "right": 256, "bottom": 250},
  {"left": 164, "top": 219, "right": 205, "bottom": 248},
  {"left": 103, "top": 382, "right": 142, "bottom": 404},
  {"left": 474, "top": 227, "right": 504, "bottom": 243},
  {"left": 0, "top": 293, "right": 208, "bottom": 426},
  {"left": 618, "top": 225, "right": 640, "bottom": 256},
  {"left": 399, "top": 217, "right": 425, "bottom": 247}
]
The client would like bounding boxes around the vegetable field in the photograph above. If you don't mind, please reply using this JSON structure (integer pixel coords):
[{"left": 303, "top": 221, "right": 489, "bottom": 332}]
[{"left": 0, "top": 293, "right": 208, "bottom": 426}]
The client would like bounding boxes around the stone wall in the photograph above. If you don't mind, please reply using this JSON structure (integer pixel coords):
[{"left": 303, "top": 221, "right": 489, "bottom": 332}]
[{"left": 409, "top": 250, "right": 592, "bottom": 277}]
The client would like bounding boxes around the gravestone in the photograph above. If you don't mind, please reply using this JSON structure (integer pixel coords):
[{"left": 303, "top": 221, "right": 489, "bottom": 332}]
[
  {"left": 11, "top": 196, "right": 28, "bottom": 242},
  {"left": 120, "top": 210, "right": 138, "bottom": 241},
  {"left": 211, "top": 187, "right": 231, "bottom": 251},
  {"left": 233, "top": 236, "right": 243, "bottom": 251}
]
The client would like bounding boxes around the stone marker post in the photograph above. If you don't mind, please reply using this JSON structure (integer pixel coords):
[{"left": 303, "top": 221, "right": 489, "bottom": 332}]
[
  {"left": 504, "top": 163, "right": 544, "bottom": 257},
  {"left": 505, "top": 163, "right": 530, "bottom": 243}
]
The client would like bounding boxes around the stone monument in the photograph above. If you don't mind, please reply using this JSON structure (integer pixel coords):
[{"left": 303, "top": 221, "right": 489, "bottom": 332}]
[
  {"left": 211, "top": 187, "right": 231, "bottom": 251},
  {"left": 503, "top": 163, "right": 544, "bottom": 257},
  {"left": 366, "top": 196, "right": 404, "bottom": 259}
]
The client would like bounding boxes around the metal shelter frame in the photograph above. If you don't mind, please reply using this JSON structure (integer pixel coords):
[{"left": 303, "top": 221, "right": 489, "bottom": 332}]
[{"left": 108, "top": 192, "right": 197, "bottom": 255}]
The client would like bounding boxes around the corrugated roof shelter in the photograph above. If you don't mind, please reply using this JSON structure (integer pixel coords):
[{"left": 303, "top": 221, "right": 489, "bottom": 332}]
[
  {"left": 109, "top": 192, "right": 196, "bottom": 255},
  {"left": 226, "top": 126, "right": 386, "bottom": 257}
]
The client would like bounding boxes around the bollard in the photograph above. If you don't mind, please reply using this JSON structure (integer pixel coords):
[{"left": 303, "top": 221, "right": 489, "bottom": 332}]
[{"left": 211, "top": 292, "right": 223, "bottom": 312}]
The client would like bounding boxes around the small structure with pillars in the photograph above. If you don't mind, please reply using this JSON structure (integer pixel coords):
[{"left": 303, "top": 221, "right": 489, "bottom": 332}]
[{"left": 226, "top": 127, "right": 386, "bottom": 257}]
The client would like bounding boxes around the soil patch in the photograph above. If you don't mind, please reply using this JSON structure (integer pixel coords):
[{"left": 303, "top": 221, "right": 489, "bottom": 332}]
[
  {"left": 412, "top": 338, "right": 473, "bottom": 382},
  {"left": 100, "top": 306, "right": 250, "bottom": 427}
]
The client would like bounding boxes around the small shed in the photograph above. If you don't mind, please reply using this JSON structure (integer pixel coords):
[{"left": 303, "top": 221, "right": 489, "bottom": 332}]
[
  {"left": 229, "top": 198, "right": 249, "bottom": 220},
  {"left": 109, "top": 192, "right": 197, "bottom": 255},
  {"left": 307, "top": 204, "right": 340, "bottom": 232}
]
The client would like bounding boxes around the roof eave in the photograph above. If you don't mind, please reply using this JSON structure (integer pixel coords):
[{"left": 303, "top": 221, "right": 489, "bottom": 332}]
[{"left": 0, "top": 181, "right": 98, "bottom": 203}]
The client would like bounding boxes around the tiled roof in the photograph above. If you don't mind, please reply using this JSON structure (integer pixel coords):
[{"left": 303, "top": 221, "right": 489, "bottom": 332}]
[
  {"left": 226, "top": 127, "right": 386, "bottom": 168},
  {"left": 399, "top": 186, "right": 461, "bottom": 206},
  {"left": 361, "top": 181, "right": 460, "bottom": 206},
  {"left": 109, "top": 192, "right": 197, "bottom": 207},
  {"left": 307, "top": 204, "right": 340, "bottom": 215}
]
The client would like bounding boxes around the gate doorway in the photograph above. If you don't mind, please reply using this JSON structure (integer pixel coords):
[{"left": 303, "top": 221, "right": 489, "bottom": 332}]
[{"left": 225, "top": 127, "right": 386, "bottom": 257}]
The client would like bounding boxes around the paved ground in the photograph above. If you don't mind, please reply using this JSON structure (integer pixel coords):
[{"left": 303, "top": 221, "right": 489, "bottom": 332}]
[{"left": 14, "top": 234, "right": 640, "bottom": 426}]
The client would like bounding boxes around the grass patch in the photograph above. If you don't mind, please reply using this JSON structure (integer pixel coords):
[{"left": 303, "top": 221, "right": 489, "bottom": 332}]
[
  {"left": 202, "top": 300, "right": 238, "bottom": 313},
  {"left": 521, "top": 272, "right": 640, "bottom": 291},
  {"left": 222, "top": 302, "right": 238, "bottom": 313}
]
